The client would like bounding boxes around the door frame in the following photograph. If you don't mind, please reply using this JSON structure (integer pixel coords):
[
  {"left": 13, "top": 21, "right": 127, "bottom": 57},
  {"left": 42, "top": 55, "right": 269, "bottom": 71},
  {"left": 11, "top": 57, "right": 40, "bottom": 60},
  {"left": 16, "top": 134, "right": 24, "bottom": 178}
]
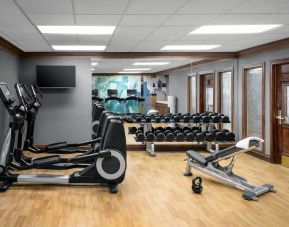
[
  {"left": 216, "top": 67, "right": 234, "bottom": 131},
  {"left": 270, "top": 57, "right": 289, "bottom": 163},
  {"left": 198, "top": 71, "right": 216, "bottom": 112},
  {"left": 242, "top": 63, "right": 266, "bottom": 156},
  {"left": 187, "top": 74, "right": 198, "bottom": 113}
]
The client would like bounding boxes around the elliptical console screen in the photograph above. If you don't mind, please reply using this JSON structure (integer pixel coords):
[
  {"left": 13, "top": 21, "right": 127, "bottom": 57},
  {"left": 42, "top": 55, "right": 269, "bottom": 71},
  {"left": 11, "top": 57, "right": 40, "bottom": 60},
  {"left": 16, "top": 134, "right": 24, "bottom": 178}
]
[
  {"left": 127, "top": 89, "right": 137, "bottom": 96},
  {"left": 0, "top": 83, "right": 13, "bottom": 103},
  {"left": 18, "top": 84, "right": 34, "bottom": 105}
]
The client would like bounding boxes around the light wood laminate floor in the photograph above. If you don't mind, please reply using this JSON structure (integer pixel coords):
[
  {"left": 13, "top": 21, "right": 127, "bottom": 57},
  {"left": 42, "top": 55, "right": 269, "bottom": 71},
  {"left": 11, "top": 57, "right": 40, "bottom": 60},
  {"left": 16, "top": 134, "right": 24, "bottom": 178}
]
[{"left": 0, "top": 151, "right": 288, "bottom": 227}]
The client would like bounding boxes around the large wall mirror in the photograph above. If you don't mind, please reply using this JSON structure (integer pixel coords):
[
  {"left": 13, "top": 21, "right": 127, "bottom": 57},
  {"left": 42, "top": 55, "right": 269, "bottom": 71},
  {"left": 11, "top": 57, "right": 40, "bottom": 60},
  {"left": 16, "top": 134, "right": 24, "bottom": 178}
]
[{"left": 243, "top": 64, "right": 265, "bottom": 154}]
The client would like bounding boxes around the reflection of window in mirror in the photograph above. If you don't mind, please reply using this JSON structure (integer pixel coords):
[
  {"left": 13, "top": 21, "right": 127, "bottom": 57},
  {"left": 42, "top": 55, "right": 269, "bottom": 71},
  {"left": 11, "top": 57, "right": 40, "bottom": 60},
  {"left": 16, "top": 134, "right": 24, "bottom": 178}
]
[
  {"left": 205, "top": 87, "right": 214, "bottom": 112},
  {"left": 219, "top": 71, "right": 233, "bottom": 131},
  {"left": 189, "top": 76, "right": 197, "bottom": 113}
]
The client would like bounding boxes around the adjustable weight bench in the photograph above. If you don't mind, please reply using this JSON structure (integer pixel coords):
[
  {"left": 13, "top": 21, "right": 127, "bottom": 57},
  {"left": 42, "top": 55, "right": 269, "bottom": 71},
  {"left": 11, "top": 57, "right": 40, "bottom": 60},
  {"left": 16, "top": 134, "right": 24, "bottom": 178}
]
[{"left": 184, "top": 137, "right": 276, "bottom": 201}]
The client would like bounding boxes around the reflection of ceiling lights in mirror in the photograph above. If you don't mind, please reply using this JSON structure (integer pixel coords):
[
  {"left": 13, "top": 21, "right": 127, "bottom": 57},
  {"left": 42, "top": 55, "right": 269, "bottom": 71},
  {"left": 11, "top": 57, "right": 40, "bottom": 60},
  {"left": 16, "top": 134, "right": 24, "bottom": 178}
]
[
  {"left": 91, "top": 62, "right": 98, "bottom": 66},
  {"left": 91, "top": 68, "right": 95, "bottom": 71},
  {"left": 161, "top": 45, "right": 220, "bottom": 50},
  {"left": 133, "top": 62, "right": 170, "bottom": 66},
  {"left": 38, "top": 26, "right": 116, "bottom": 35},
  {"left": 118, "top": 71, "right": 141, "bottom": 74},
  {"left": 52, "top": 45, "right": 106, "bottom": 51},
  {"left": 190, "top": 24, "right": 282, "bottom": 34},
  {"left": 123, "top": 68, "right": 151, "bottom": 71}
]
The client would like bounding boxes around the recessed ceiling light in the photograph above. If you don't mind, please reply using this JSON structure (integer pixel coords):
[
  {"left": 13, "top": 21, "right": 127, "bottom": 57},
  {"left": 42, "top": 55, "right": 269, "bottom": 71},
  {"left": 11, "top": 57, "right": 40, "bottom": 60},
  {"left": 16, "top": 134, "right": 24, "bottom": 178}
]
[
  {"left": 38, "top": 26, "right": 116, "bottom": 35},
  {"left": 190, "top": 24, "right": 282, "bottom": 34},
  {"left": 91, "top": 68, "right": 95, "bottom": 71},
  {"left": 161, "top": 45, "right": 220, "bottom": 51},
  {"left": 118, "top": 71, "right": 142, "bottom": 74},
  {"left": 123, "top": 68, "right": 151, "bottom": 71},
  {"left": 133, "top": 62, "right": 170, "bottom": 66},
  {"left": 52, "top": 45, "right": 106, "bottom": 51},
  {"left": 91, "top": 62, "right": 98, "bottom": 66}
]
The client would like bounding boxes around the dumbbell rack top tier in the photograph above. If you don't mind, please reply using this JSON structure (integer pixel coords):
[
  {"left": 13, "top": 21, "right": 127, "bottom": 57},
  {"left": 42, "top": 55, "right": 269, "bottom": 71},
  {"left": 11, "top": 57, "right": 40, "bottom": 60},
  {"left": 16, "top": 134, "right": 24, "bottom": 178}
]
[{"left": 132, "top": 121, "right": 233, "bottom": 157}]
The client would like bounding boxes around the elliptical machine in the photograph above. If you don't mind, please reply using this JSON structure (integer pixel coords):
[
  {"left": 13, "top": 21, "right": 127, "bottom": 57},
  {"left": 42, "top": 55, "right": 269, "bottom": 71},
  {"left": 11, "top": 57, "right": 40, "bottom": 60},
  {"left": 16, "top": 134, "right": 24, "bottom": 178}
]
[
  {"left": 0, "top": 82, "right": 127, "bottom": 193},
  {"left": 18, "top": 84, "right": 98, "bottom": 154}
]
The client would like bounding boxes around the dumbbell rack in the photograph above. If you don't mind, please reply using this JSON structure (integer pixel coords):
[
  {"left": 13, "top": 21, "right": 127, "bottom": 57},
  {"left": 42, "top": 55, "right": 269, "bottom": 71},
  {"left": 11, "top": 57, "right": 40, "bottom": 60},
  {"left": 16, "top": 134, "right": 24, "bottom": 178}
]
[{"left": 139, "top": 121, "right": 228, "bottom": 157}]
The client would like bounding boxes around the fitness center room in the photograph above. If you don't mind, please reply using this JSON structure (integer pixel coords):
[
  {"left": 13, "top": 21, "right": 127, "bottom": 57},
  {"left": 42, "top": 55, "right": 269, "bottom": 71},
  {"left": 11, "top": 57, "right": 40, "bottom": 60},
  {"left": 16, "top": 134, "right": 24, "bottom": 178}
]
[{"left": 1, "top": 0, "right": 289, "bottom": 226}]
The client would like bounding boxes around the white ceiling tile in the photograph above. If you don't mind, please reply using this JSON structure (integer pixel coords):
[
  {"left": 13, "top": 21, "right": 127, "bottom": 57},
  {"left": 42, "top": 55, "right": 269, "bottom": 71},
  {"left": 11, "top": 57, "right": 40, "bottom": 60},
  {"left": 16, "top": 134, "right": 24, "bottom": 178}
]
[
  {"left": 0, "top": 0, "right": 21, "bottom": 14},
  {"left": 119, "top": 15, "right": 169, "bottom": 27},
  {"left": 106, "top": 45, "right": 135, "bottom": 52},
  {"left": 145, "top": 26, "right": 196, "bottom": 41},
  {"left": 15, "top": 0, "right": 73, "bottom": 14},
  {"left": 179, "top": 34, "right": 219, "bottom": 41},
  {"left": 0, "top": 14, "right": 39, "bottom": 34},
  {"left": 110, "top": 39, "right": 140, "bottom": 46},
  {"left": 16, "top": 40, "right": 52, "bottom": 51},
  {"left": 78, "top": 35, "right": 111, "bottom": 45},
  {"left": 164, "top": 14, "right": 218, "bottom": 26},
  {"left": 254, "top": 14, "right": 289, "bottom": 25},
  {"left": 132, "top": 40, "right": 171, "bottom": 51},
  {"left": 76, "top": 15, "right": 121, "bottom": 26},
  {"left": 29, "top": 14, "right": 75, "bottom": 25},
  {"left": 74, "top": 0, "right": 129, "bottom": 14},
  {"left": 229, "top": 0, "right": 289, "bottom": 13},
  {"left": 5, "top": 32, "right": 43, "bottom": 41},
  {"left": 44, "top": 34, "right": 78, "bottom": 45},
  {"left": 111, "top": 26, "right": 156, "bottom": 42},
  {"left": 177, "top": 0, "right": 247, "bottom": 14},
  {"left": 126, "top": 0, "right": 188, "bottom": 14},
  {"left": 208, "top": 14, "right": 266, "bottom": 25}
]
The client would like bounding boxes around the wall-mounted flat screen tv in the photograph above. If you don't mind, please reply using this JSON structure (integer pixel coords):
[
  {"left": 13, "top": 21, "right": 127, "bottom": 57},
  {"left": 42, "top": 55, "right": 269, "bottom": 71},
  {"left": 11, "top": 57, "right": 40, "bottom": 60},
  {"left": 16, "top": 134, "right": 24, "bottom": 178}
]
[{"left": 36, "top": 65, "right": 76, "bottom": 88}]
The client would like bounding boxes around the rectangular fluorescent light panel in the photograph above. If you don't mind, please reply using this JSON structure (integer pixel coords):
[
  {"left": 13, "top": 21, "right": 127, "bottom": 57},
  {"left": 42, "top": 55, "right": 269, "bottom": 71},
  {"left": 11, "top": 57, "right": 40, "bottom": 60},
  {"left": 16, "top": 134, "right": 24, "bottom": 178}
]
[
  {"left": 38, "top": 26, "right": 115, "bottom": 35},
  {"left": 190, "top": 24, "right": 282, "bottom": 34},
  {"left": 161, "top": 45, "right": 220, "bottom": 51},
  {"left": 52, "top": 45, "right": 106, "bottom": 51},
  {"left": 123, "top": 68, "right": 151, "bottom": 71},
  {"left": 133, "top": 62, "right": 170, "bottom": 66},
  {"left": 91, "top": 62, "right": 98, "bottom": 66},
  {"left": 118, "top": 71, "right": 141, "bottom": 74}
]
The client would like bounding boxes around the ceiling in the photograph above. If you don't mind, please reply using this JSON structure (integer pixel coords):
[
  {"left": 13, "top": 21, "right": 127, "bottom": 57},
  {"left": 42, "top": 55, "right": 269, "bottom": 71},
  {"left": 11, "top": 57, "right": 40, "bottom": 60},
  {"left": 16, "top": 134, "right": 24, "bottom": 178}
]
[
  {"left": 0, "top": 0, "right": 289, "bottom": 53},
  {"left": 91, "top": 58, "right": 203, "bottom": 73}
]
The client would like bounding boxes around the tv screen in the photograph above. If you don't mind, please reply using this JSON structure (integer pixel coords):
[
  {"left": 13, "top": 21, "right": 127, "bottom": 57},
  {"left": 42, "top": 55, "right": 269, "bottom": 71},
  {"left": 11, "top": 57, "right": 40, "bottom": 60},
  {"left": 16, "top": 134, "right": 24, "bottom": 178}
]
[{"left": 36, "top": 65, "right": 76, "bottom": 88}]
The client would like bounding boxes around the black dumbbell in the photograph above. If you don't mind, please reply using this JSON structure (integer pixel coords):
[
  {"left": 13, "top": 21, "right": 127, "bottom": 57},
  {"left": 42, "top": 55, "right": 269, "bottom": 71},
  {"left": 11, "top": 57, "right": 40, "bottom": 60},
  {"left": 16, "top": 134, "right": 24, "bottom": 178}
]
[
  {"left": 164, "top": 126, "right": 173, "bottom": 132},
  {"left": 183, "top": 129, "right": 194, "bottom": 141},
  {"left": 173, "top": 115, "right": 180, "bottom": 123},
  {"left": 145, "top": 131, "right": 155, "bottom": 142},
  {"left": 220, "top": 115, "right": 230, "bottom": 123},
  {"left": 183, "top": 115, "right": 190, "bottom": 123},
  {"left": 164, "top": 130, "right": 174, "bottom": 141},
  {"left": 191, "top": 114, "right": 201, "bottom": 123},
  {"left": 155, "top": 131, "right": 165, "bottom": 141},
  {"left": 201, "top": 115, "right": 210, "bottom": 123},
  {"left": 164, "top": 116, "right": 170, "bottom": 122},
  {"left": 204, "top": 131, "right": 215, "bottom": 142},
  {"left": 136, "top": 116, "right": 142, "bottom": 123},
  {"left": 212, "top": 129, "right": 225, "bottom": 141},
  {"left": 222, "top": 129, "right": 235, "bottom": 141},
  {"left": 136, "top": 130, "right": 145, "bottom": 141},
  {"left": 211, "top": 115, "right": 220, "bottom": 123},
  {"left": 128, "top": 127, "right": 137, "bottom": 134},
  {"left": 193, "top": 130, "right": 205, "bottom": 142},
  {"left": 155, "top": 116, "right": 161, "bottom": 123}
]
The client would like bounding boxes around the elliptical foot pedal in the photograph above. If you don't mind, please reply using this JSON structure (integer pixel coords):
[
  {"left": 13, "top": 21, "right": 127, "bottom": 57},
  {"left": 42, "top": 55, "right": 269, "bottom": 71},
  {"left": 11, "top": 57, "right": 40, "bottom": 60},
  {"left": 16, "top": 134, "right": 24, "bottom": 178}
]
[
  {"left": 46, "top": 142, "right": 67, "bottom": 150},
  {"left": 33, "top": 155, "right": 61, "bottom": 167}
]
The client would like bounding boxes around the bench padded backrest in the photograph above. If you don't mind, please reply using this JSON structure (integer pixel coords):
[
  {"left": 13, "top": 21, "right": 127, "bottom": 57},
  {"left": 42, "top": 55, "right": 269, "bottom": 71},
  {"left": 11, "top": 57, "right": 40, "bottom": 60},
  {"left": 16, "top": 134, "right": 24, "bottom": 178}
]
[{"left": 205, "top": 146, "right": 243, "bottom": 162}]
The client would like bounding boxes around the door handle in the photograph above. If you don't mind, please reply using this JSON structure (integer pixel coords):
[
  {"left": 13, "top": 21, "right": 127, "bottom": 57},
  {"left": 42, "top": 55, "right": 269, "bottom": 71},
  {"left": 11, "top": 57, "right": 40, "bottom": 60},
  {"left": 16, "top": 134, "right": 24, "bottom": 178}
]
[
  {"left": 276, "top": 116, "right": 285, "bottom": 120},
  {"left": 276, "top": 110, "right": 285, "bottom": 124}
]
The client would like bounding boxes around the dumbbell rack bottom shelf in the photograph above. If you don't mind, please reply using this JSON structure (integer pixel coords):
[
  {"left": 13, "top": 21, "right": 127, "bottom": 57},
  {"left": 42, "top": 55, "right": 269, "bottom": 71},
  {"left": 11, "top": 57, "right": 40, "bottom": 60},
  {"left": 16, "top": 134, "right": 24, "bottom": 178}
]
[{"left": 141, "top": 123, "right": 228, "bottom": 157}]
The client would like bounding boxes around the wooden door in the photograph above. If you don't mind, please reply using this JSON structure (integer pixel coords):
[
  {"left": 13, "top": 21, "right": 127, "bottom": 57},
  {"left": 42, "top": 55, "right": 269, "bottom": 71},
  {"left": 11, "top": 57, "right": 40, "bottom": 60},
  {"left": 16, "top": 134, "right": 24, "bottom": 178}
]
[
  {"left": 271, "top": 62, "right": 289, "bottom": 165},
  {"left": 199, "top": 74, "right": 214, "bottom": 113}
]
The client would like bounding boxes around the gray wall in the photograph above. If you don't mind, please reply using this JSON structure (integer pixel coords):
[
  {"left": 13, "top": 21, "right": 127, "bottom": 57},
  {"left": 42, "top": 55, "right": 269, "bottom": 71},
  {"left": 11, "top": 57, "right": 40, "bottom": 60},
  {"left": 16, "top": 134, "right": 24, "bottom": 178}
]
[
  {"left": 162, "top": 47, "right": 289, "bottom": 157},
  {"left": 19, "top": 57, "right": 91, "bottom": 144},
  {"left": 0, "top": 48, "right": 19, "bottom": 145}
]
